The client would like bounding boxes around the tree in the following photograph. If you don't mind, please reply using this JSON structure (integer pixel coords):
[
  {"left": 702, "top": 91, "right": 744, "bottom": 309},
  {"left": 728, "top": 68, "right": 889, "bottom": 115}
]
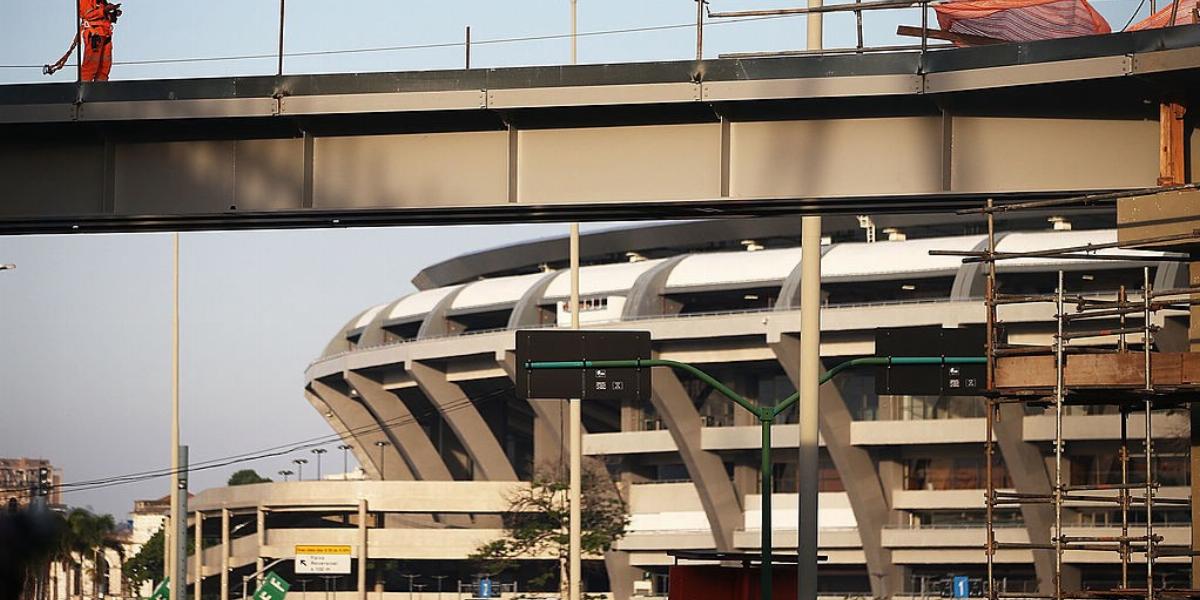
[
  {"left": 470, "top": 462, "right": 629, "bottom": 597},
  {"left": 122, "top": 526, "right": 164, "bottom": 590},
  {"left": 227, "top": 469, "right": 272, "bottom": 486}
]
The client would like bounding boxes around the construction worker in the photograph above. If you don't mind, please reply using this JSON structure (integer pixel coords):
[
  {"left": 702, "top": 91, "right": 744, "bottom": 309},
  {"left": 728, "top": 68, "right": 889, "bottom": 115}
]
[{"left": 44, "top": 0, "right": 122, "bottom": 81}]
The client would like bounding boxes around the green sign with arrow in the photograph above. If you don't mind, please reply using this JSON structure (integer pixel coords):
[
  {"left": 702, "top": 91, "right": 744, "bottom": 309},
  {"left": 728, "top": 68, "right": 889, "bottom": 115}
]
[
  {"left": 147, "top": 578, "right": 169, "bottom": 600},
  {"left": 252, "top": 571, "right": 291, "bottom": 600}
]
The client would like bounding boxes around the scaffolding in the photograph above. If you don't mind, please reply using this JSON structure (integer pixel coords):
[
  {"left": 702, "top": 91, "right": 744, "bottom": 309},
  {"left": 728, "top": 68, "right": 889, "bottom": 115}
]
[{"left": 955, "top": 196, "right": 1200, "bottom": 600}]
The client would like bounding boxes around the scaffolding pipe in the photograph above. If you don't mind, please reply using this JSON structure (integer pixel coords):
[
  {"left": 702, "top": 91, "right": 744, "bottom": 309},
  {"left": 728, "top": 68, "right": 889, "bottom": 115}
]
[
  {"left": 708, "top": 0, "right": 919, "bottom": 18},
  {"left": 1055, "top": 270, "right": 1066, "bottom": 600}
]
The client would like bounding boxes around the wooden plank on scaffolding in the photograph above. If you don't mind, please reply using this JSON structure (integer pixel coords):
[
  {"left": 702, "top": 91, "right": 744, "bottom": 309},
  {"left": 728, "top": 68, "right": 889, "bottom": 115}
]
[
  {"left": 995, "top": 353, "right": 1198, "bottom": 389},
  {"left": 895, "top": 25, "right": 1006, "bottom": 46}
]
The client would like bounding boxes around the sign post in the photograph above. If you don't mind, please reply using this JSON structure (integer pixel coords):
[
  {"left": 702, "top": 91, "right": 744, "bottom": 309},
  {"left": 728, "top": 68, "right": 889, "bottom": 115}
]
[{"left": 295, "top": 545, "right": 352, "bottom": 575}]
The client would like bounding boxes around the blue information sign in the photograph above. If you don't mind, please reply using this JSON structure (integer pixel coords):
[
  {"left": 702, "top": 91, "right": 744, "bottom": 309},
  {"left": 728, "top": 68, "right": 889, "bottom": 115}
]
[
  {"left": 479, "top": 578, "right": 492, "bottom": 599},
  {"left": 953, "top": 576, "right": 970, "bottom": 598}
]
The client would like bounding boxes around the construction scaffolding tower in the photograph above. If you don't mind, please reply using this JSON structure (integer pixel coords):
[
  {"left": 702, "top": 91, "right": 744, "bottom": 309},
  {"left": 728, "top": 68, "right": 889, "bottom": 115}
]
[{"left": 954, "top": 194, "right": 1200, "bottom": 600}]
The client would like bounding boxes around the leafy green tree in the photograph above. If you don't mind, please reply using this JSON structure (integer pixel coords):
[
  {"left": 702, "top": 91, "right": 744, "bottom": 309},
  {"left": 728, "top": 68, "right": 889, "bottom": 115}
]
[
  {"left": 470, "top": 462, "right": 629, "bottom": 597},
  {"left": 122, "top": 526, "right": 165, "bottom": 590},
  {"left": 227, "top": 469, "right": 272, "bottom": 486}
]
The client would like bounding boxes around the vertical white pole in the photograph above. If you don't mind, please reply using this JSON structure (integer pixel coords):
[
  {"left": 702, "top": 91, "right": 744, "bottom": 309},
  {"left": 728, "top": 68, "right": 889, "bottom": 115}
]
[
  {"left": 170, "top": 232, "right": 182, "bottom": 600},
  {"left": 221, "top": 508, "right": 231, "bottom": 600},
  {"left": 568, "top": 222, "right": 582, "bottom": 600},
  {"left": 799, "top": 9, "right": 824, "bottom": 600},
  {"left": 567, "top": 2, "right": 581, "bottom": 595},
  {"left": 570, "top": 0, "right": 578, "bottom": 65}
]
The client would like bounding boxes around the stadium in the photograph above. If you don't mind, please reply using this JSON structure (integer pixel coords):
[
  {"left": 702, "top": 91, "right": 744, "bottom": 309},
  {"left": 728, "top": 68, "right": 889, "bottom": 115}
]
[{"left": 187, "top": 212, "right": 1192, "bottom": 599}]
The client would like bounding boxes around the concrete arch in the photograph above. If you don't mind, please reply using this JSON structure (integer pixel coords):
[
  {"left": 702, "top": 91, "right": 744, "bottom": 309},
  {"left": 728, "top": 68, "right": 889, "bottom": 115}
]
[
  {"left": 648, "top": 356, "right": 743, "bottom": 551},
  {"left": 303, "top": 388, "right": 380, "bottom": 480},
  {"left": 994, "top": 403, "right": 1076, "bottom": 595},
  {"left": 407, "top": 360, "right": 519, "bottom": 481},
  {"left": 358, "top": 295, "right": 410, "bottom": 347},
  {"left": 507, "top": 270, "right": 559, "bottom": 329},
  {"left": 309, "top": 379, "right": 414, "bottom": 481},
  {"left": 772, "top": 340, "right": 899, "bottom": 598},
  {"left": 950, "top": 233, "right": 1011, "bottom": 300},
  {"left": 621, "top": 255, "right": 688, "bottom": 319},
  {"left": 418, "top": 287, "right": 467, "bottom": 339},
  {"left": 344, "top": 371, "right": 454, "bottom": 482},
  {"left": 776, "top": 244, "right": 835, "bottom": 310}
]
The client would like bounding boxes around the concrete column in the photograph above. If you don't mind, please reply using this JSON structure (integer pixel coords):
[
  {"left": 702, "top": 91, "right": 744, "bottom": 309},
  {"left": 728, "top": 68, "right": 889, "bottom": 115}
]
[
  {"left": 773, "top": 340, "right": 899, "bottom": 597},
  {"left": 994, "top": 403, "right": 1076, "bottom": 595},
  {"left": 255, "top": 506, "right": 265, "bottom": 587},
  {"left": 310, "top": 379, "right": 415, "bottom": 480},
  {"left": 194, "top": 511, "right": 203, "bottom": 600},
  {"left": 221, "top": 508, "right": 230, "bottom": 600},
  {"left": 407, "top": 360, "right": 518, "bottom": 481},
  {"left": 344, "top": 371, "right": 455, "bottom": 481},
  {"left": 358, "top": 499, "right": 368, "bottom": 600},
  {"left": 649, "top": 359, "right": 742, "bottom": 550}
]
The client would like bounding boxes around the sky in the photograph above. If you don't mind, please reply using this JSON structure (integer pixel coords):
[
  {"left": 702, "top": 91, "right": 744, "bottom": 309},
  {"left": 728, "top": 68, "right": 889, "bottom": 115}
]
[{"left": 0, "top": 0, "right": 1158, "bottom": 519}]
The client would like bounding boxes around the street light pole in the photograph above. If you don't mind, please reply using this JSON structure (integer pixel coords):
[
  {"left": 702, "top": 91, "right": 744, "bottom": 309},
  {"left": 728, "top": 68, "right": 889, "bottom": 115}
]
[
  {"left": 374, "top": 441, "right": 390, "bottom": 479},
  {"left": 311, "top": 448, "right": 327, "bottom": 480},
  {"left": 338, "top": 444, "right": 352, "bottom": 479},
  {"left": 278, "top": 470, "right": 292, "bottom": 482},
  {"left": 169, "top": 233, "right": 184, "bottom": 600},
  {"left": 293, "top": 458, "right": 308, "bottom": 481}
]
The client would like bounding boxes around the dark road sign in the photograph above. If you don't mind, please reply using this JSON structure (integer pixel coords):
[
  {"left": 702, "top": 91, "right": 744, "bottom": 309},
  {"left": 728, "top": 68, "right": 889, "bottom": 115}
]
[
  {"left": 515, "top": 330, "right": 651, "bottom": 401},
  {"left": 875, "top": 326, "right": 986, "bottom": 396}
]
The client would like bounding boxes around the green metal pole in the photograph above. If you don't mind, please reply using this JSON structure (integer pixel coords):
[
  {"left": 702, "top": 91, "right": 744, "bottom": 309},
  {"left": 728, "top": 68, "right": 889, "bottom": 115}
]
[{"left": 761, "top": 411, "right": 773, "bottom": 600}]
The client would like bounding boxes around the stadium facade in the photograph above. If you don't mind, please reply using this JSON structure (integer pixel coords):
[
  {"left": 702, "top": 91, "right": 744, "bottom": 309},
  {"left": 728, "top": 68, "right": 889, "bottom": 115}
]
[{"left": 189, "top": 213, "right": 1192, "bottom": 599}]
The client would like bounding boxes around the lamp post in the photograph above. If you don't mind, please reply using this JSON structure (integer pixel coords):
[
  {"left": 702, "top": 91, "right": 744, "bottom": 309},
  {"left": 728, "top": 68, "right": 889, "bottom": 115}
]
[
  {"left": 278, "top": 469, "right": 293, "bottom": 482},
  {"left": 292, "top": 458, "right": 308, "bottom": 481},
  {"left": 338, "top": 444, "right": 353, "bottom": 479},
  {"left": 0, "top": 264, "right": 14, "bottom": 271},
  {"left": 311, "top": 448, "right": 327, "bottom": 480},
  {"left": 373, "top": 441, "right": 390, "bottom": 479}
]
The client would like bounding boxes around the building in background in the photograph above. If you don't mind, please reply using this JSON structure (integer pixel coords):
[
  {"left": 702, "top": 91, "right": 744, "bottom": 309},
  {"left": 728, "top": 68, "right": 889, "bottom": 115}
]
[
  {"left": 187, "top": 213, "right": 1191, "bottom": 600},
  {"left": 1, "top": 457, "right": 61, "bottom": 508}
]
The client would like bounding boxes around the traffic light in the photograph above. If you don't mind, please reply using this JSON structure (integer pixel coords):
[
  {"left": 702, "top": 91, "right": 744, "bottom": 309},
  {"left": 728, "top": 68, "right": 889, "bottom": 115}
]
[{"left": 37, "top": 466, "right": 50, "bottom": 497}]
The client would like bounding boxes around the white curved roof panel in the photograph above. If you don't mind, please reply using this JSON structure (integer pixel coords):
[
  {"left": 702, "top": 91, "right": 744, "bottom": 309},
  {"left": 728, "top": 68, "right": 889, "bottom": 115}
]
[
  {"left": 822, "top": 235, "right": 986, "bottom": 280},
  {"left": 543, "top": 259, "right": 664, "bottom": 299},
  {"left": 353, "top": 303, "right": 389, "bottom": 330},
  {"left": 451, "top": 272, "right": 549, "bottom": 312},
  {"left": 386, "top": 286, "right": 462, "bottom": 323},
  {"left": 667, "top": 247, "right": 802, "bottom": 290},
  {"left": 996, "top": 229, "right": 1164, "bottom": 268}
]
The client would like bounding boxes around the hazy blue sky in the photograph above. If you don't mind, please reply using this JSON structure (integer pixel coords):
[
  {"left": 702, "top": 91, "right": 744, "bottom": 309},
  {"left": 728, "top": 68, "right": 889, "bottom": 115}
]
[{"left": 0, "top": 0, "right": 1154, "bottom": 519}]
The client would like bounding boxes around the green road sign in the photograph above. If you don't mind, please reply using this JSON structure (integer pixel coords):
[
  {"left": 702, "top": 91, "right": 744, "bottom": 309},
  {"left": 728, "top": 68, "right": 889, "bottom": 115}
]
[
  {"left": 252, "top": 571, "right": 291, "bottom": 600},
  {"left": 147, "top": 578, "right": 169, "bottom": 600}
]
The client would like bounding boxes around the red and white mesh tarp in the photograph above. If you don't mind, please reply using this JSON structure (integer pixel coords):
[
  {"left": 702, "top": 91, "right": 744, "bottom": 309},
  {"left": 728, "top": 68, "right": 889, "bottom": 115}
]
[
  {"left": 1128, "top": 0, "right": 1198, "bottom": 30},
  {"left": 934, "top": 0, "right": 1112, "bottom": 42}
]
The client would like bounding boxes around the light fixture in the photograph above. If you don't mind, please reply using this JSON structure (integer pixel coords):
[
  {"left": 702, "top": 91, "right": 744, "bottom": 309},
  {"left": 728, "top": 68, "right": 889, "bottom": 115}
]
[
  {"left": 901, "top": 284, "right": 917, "bottom": 291},
  {"left": 744, "top": 294, "right": 760, "bottom": 301},
  {"left": 820, "top": 236, "right": 833, "bottom": 246},
  {"left": 1048, "top": 216, "right": 1072, "bottom": 231},
  {"left": 625, "top": 252, "right": 647, "bottom": 262},
  {"left": 740, "top": 240, "right": 763, "bottom": 252},
  {"left": 1081, "top": 274, "right": 1095, "bottom": 281},
  {"left": 882, "top": 228, "right": 906, "bottom": 241}
]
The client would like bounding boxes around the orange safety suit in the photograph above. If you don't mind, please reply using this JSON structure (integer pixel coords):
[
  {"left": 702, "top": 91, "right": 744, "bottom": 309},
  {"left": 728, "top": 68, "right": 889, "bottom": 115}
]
[{"left": 79, "top": 0, "right": 116, "bottom": 81}]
